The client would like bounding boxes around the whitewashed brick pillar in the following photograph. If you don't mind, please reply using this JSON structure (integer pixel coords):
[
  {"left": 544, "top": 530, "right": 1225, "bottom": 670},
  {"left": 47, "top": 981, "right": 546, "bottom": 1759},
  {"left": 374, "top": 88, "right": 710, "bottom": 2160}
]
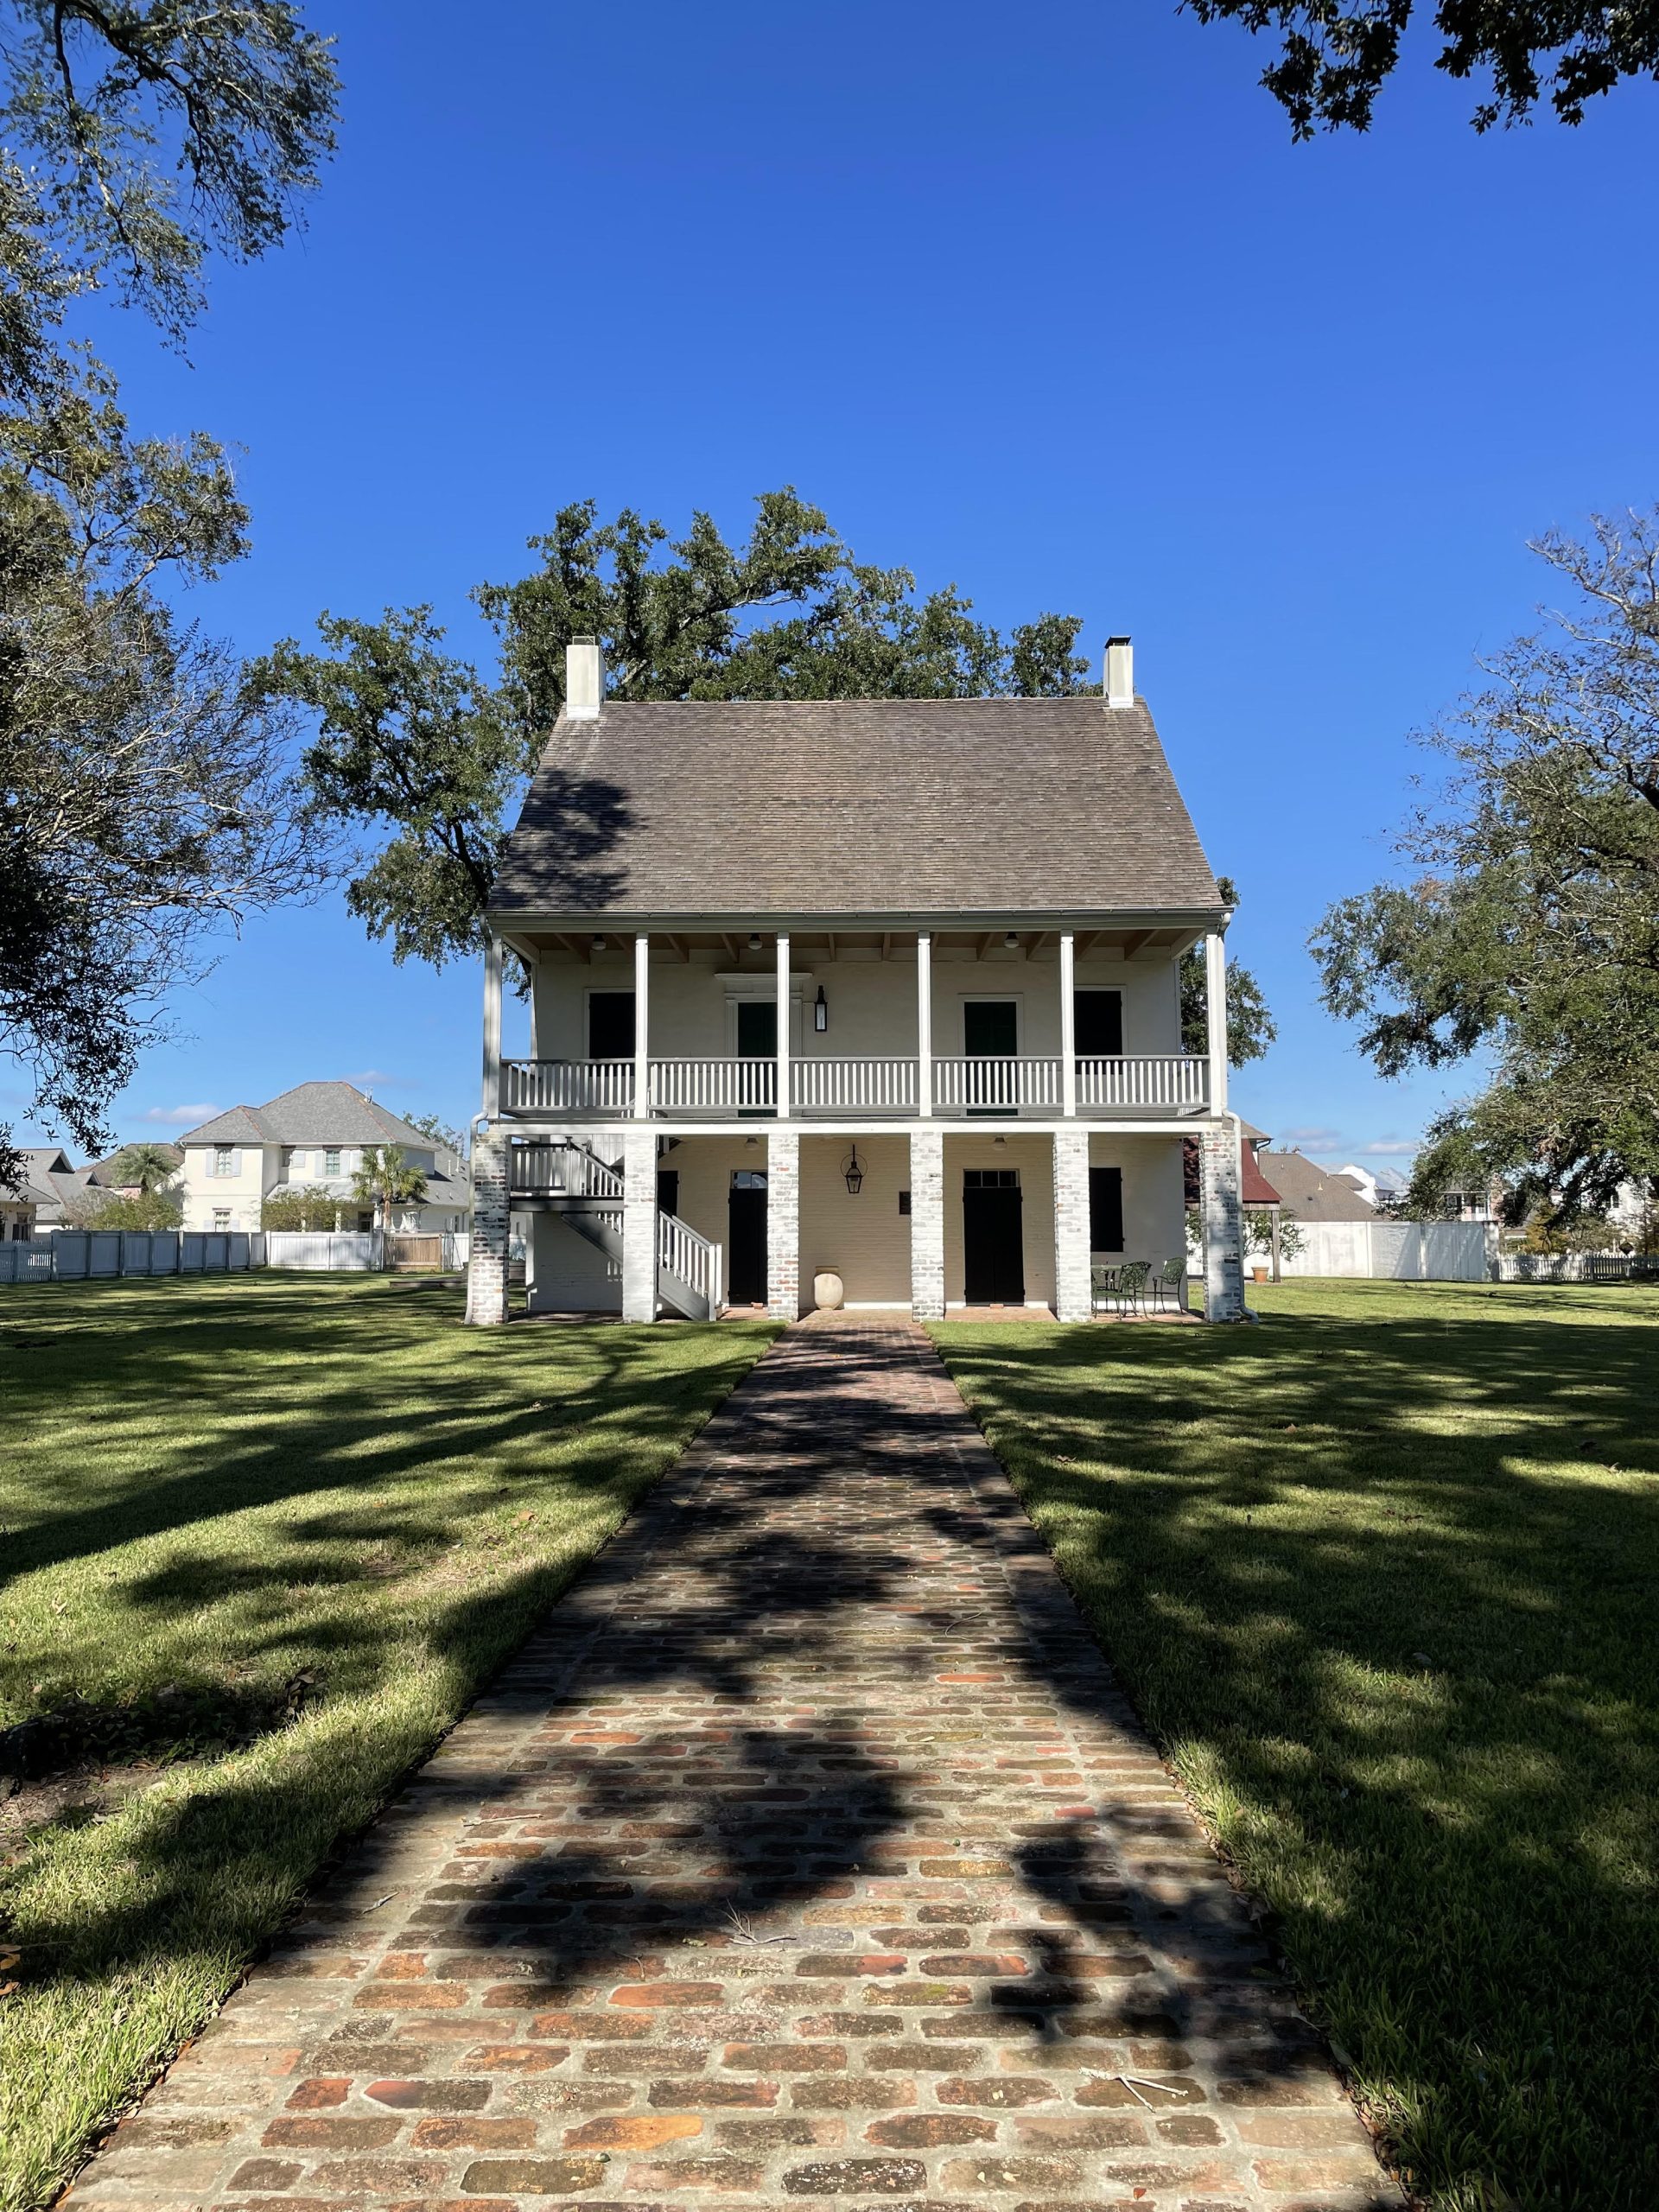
[
  {"left": 909, "top": 1124, "right": 944, "bottom": 1320},
  {"left": 1052, "top": 1127, "right": 1092, "bottom": 1323},
  {"left": 464, "top": 1128, "right": 510, "bottom": 1326},
  {"left": 1200, "top": 1116, "right": 1247, "bottom": 1323},
  {"left": 621, "top": 1126, "right": 658, "bottom": 1322},
  {"left": 766, "top": 1128, "right": 799, "bottom": 1319}
]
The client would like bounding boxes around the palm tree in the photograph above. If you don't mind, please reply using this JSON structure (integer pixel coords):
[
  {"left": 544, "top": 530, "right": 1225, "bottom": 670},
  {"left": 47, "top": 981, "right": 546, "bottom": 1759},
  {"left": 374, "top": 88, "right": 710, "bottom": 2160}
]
[
  {"left": 350, "top": 1143, "right": 429, "bottom": 1254},
  {"left": 106, "top": 1142, "right": 180, "bottom": 1194}
]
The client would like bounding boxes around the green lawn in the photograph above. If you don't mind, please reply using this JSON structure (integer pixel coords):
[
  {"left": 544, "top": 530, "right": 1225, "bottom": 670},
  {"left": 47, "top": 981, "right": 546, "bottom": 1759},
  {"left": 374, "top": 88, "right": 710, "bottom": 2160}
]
[
  {"left": 0, "top": 1275, "right": 777, "bottom": 2212},
  {"left": 933, "top": 1281, "right": 1659, "bottom": 2212}
]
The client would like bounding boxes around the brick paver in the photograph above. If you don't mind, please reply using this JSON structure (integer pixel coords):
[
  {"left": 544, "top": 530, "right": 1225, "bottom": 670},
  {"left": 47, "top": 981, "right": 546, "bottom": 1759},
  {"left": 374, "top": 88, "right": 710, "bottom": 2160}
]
[{"left": 71, "top": 1318, "right": 1398, "bottom": 2212}]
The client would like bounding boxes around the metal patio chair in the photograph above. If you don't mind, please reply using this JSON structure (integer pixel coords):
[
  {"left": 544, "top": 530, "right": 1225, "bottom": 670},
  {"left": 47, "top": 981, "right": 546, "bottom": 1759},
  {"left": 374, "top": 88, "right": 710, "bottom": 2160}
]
[
  {"left": 1090, "top": 1263, "right": 1119, "bottom": 1314},
  {"left": 1114, "top": 1260, "right": 1152, "bottom": 1316},
  {"left": 1149, "top": 1256, "right": 1186, "bottom": 1313}
]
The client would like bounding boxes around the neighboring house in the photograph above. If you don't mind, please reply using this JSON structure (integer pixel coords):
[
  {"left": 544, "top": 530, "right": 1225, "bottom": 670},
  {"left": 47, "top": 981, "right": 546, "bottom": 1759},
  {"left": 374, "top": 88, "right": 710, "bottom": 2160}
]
[
  {"left": 13, "top": 1147, "right": 112, "bottom": 1229},
  {"left": 0, "top": 1173, "right": 43, "bottom": 1241},
  {"left": 1333, "top": 1162, "right": 1409, "bottom": 1211},
  {"left": 464, "top": 635, "right": 1251, "bottom": 1325},
  {"left": 175, "top": 1085, "right": 470, "bottom": 1234},
  {"left": 1257, "top": 1149, "right": 1379, "bottom": 1223},
  {"left": 88, "top": 1141, "right": 183, "bottom": 1197}
]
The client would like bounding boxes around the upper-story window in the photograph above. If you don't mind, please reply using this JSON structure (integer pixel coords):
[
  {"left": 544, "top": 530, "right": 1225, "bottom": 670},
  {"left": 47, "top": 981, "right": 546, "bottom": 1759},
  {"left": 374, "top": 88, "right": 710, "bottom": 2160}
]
[
  {"left": 325, "top": 1147, "right": 342, "bottom": 1178},
  {"left": 213, "top": 1145, "right": 234, "bottom": 1177}
]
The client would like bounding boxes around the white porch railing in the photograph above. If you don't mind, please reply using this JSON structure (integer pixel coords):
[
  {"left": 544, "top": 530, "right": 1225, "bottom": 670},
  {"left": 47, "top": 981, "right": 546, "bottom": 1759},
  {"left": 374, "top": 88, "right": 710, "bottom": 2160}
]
[
  {"left": 504, "top": 1058, "right": 634, "bottom": 1114},
  {"left": 649, "top": 1058, "right": 778, "bottom": 1113},
  {"left": 932, "top": 1055, "right": 1064, "bottom": 1113},
  {"left": 791, "top": 1056, "right": 918, "bottom": 1114},
  {"left": 660, "top": 1211, "right": 722, "bottom": 1311},
  {"left": 510, "top": 1141, "right": 623, "bottom": 1197},
  {"left": 1077, "top": 1054, "right": 1209, "bottom": 1110},
  {"left": 499, "top": 1054, "right": 1209, "bottom": 1118}
]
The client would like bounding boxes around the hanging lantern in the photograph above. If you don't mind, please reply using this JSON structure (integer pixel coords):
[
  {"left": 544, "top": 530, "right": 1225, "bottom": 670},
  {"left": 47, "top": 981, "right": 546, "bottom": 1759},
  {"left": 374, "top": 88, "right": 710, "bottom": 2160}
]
[
  {"left": 842, "top": 1145, "right": 865, "bottom": 1196},
  {"left": 814, "top": 986, "right": 828, "bottom": 1033}
]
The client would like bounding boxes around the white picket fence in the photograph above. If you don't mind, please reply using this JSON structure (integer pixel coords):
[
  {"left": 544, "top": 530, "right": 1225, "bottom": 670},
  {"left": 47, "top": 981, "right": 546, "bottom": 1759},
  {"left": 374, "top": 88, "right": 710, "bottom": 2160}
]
[
  {"left": 1494, "top": 1249, "right": 1656, "bottom": 1283},
  {"left": 0, "top": 1230, "right": 263, "bottom": 1283}
]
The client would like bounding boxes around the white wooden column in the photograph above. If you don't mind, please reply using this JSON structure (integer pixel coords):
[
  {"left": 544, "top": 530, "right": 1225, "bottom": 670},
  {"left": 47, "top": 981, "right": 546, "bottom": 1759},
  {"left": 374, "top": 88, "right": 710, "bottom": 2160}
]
[
  {"left": 776, "top": 931, "right": 791, "bottom": 1118},
  {"left": 1059, "top": 930, "right": 1077, "bottom": 1118},
  {"left": 1205, "top": 932, "right": 1229, "bottom": 1115},
  {"left": 916, "top": 932, "right": 933, "bottom": 1117},
  {"left": 480, "top": 932, "right": 503, "bottom": 1118},
  {"left": 632, "top": 932, "right": 650, "bottom": 1119}
]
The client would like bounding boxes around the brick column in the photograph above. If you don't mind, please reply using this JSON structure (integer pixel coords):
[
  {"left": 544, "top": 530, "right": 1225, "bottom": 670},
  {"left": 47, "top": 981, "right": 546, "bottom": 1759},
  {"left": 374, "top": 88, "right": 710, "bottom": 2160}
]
[
  {"left": 1052, "top": 1126, "right": 1092, "bottom": 1323},
  {"left": 1200, "top": 1116, "right": 1248, "bottom": 1323},
  {"left": 464, "top": 1128, "right": 509, "bottom": 1326},
  {"left": 909, "top": 1124, "right": 944, "bottom": 1320},
  {"left": 621, "top": 1127, "right": 658, "bottom": 1322},
  {"left": 766, "top": 1128, "right": 799, "bottom": 1320}
]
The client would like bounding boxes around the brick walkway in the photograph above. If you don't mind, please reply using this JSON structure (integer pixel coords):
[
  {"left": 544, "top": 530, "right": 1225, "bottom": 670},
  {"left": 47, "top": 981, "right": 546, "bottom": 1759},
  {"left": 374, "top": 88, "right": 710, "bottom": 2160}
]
[{"left": 73, "top": 1319, "right": 1397, "bottom": 2212}]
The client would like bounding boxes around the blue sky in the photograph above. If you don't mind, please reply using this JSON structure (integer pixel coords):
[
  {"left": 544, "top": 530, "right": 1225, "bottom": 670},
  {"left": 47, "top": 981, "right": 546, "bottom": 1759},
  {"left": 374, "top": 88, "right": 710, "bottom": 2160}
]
[{"left": 20, "top": 0, "right": 1659, "bottom": 1164}]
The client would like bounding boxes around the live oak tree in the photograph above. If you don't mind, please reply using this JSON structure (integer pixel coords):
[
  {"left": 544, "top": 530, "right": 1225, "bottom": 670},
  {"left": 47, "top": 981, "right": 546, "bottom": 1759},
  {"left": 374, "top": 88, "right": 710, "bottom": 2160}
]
[
  {"left": 260, "top": 489, "right": 1103, "bottom": 971},
  {"left": 1185, "top": 0, "right": 1659, "bottom": 135},
  {"left": 0, "top": 3, "right": 340, "bottom": 1185},
  {"left": 1311, "top": 511, "right": 1659, "bottom": 1225},
  {"left": 1179, "top": 878, "right": 1278, "bottom": 1068}
]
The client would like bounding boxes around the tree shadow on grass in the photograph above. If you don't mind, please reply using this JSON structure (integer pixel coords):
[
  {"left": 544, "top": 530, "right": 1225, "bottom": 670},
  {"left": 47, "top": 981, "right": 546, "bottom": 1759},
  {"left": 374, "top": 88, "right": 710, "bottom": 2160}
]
[{"left": 932, "top": 1300, "right": 1659, "bottom": 2210}]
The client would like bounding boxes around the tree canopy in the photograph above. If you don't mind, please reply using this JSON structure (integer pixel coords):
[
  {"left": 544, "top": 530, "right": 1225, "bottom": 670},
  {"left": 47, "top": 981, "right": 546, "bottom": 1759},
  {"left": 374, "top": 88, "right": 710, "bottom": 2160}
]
[
  {"left": 0, "top": 3, "right": 340, "bottom": 1186},
  {"left": 1311, "top": 512, "right": 1659, "bottom": 1224},
  {"left": 1185, "top": 0, "right": 1659, "bottom": 135},
  {"left": 1180, "top": 880, "right": 1279, "bottom": 1068},
  {"left": 257, "top": 489, "right": 1102, "bottom": 971},
  {"left": 0, "top": 0, "right": 337, "bottom": 393}
]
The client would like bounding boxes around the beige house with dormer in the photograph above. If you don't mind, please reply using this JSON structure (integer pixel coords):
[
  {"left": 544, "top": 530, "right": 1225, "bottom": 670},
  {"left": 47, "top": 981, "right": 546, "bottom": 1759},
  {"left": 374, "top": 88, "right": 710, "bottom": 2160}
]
[
  {"left": 464, "top": 638, "right": 1248, "bottom": 1325},
  {"left": 176, "top": 1084, "right": 469, "bottom": 1234}
]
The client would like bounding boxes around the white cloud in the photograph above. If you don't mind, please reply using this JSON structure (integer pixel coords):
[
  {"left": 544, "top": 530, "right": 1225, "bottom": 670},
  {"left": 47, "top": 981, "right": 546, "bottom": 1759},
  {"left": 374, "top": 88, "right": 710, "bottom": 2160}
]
[
  {"left": 1276, "top": 1123, "right": 1346, "bottom": 1150},
  {"left": 141, "top": 1103, "right": 222, "bottom": 1126},
  {"left": 343, "top": 1069, "right": 408, "bottom": 1089},
  {"left": 1363, "top": 1138, "right": 1420, "bottom": 1157}
]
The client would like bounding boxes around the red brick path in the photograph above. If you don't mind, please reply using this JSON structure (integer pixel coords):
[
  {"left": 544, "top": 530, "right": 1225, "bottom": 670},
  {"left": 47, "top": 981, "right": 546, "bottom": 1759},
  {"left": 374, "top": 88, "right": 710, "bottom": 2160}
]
[{"left": 71, "top": 1319, "right": 1397, "bottom": 2212}]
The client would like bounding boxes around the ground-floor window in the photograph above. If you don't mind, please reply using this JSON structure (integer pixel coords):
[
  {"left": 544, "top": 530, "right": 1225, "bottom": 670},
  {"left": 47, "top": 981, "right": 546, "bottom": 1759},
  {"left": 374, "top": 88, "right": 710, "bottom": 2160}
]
[
  {"left": 212, "top": 1209, "right": 231, "bottom": 1231},
  {"left": 1089, "top": 1166, "right": 1124, "bottom": 1253}
]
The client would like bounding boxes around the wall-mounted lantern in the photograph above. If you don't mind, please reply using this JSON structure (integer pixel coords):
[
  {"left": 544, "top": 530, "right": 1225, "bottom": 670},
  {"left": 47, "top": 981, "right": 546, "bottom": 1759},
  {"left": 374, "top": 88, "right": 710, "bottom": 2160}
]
[
  {"left": 814, "top": 986, "right": 828, "bottom": 1033},
  {"left": 842, "top": 1145, "right": 865, "bottom": 1196}
]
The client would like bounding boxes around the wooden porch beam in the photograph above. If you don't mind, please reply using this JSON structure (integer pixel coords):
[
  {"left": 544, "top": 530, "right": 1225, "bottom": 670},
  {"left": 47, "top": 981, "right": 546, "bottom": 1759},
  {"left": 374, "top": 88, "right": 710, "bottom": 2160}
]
[{"left": 1122, "top": 928, "right": 1154, "bottom": 958}]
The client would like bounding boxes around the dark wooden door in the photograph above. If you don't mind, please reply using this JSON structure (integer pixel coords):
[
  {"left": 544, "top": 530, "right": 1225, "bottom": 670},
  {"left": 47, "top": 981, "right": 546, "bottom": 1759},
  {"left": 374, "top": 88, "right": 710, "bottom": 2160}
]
[
  {"left": 1074, "top": 989, "right": 1122, "bottom": 1058},
  {"left": 657, "top": 1170, "right": 679, "bottom": 1219},
  {"left": 963, "top": 1000, "right": 1018, "bottom": 1115},
  {"left": 728, "top": 1178, "right": 768, "bottom": 1303},
  {"left": 736, "top": 1001, "right": 777, "bottom": 1116},
  {"left": 588, "top": 991, "right": 635, "bottom": 1059},
  {"left": 963, "top": 1175, "right": 1024, "bottom": 1304}
]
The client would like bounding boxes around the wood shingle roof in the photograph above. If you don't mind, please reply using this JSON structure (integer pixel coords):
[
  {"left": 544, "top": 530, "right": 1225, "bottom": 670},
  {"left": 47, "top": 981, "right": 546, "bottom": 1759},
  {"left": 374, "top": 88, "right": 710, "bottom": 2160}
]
[{"left": 490, "top": 696, "right": 1224, "bottom": 924}]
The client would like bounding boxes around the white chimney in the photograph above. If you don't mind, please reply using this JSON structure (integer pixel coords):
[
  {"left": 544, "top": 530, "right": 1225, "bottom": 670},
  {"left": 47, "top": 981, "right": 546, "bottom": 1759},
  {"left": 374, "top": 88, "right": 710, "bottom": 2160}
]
[
  {"left": 565, "top": 636, "right": 605, "bottom": 720},
  {"left": 1104, "top": 635, "right": 1134, "bottom": 708}
]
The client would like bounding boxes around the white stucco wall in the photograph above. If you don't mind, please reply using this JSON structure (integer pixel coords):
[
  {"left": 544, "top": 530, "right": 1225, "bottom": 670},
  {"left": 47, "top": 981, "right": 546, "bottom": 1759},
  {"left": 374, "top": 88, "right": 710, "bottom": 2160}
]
[{"left": 530, "top": 947, "right": 1184, "bottom": 1064}]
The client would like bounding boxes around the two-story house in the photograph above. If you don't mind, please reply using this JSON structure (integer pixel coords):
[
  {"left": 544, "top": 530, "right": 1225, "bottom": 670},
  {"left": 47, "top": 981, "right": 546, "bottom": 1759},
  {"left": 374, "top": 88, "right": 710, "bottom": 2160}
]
[
  {"left": 465, "top": 636, "right": 1247, "bottom": 1325},
  {"left": 176, "top": 1084, "right": 470, "bottom": 1234}
]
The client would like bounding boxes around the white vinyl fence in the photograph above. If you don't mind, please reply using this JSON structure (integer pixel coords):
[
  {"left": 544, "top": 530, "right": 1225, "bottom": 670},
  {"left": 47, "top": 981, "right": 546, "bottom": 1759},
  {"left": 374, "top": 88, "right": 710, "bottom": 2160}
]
[
  {"left": 0, "top": 1230, "right": 263, "bottom": 1283},
  {"left": 265, "top": 1230, "right": 382, "bottom": 1270},
  {"left": 1187, "top": 1219, "right": 1498, "bottom": 1283}
]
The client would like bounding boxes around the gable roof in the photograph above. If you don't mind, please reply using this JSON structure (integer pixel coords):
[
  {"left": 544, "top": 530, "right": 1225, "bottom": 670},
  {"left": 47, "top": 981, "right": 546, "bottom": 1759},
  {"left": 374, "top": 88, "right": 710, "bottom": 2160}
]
[
  {"left": 179, "top": 1084, "right": 449, "bottom": 1153},
  {"left": 8, "top": 1147, "right": 103, "bottom": 1220},
  {"left": 491, "top": 697, "right": 1224, "bottom": 924},
  {"left": 1257, "top": 1151, "right": 1378, "bottom": 1222}
]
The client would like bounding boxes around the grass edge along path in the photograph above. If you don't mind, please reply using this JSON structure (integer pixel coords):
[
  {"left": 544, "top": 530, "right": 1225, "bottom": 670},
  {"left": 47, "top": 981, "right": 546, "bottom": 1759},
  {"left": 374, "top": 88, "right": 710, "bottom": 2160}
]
[
  {"left": 0, "top": 1277, "right": 780, "bottom": 2212},
  {"left": 931, "top": 1281, "right": 1659, "bottom": 2212}
]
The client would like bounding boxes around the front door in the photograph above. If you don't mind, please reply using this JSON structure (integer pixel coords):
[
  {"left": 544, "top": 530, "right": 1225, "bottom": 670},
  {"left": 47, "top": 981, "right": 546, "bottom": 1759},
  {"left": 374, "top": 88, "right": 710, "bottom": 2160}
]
[
  {"left": 963, "top": 999, "right": 1018, "bottom": 1115},
  {"left": 963, "top": 1169, "right": 1024, "bottom": 1304},
  {"left": 728, "top": 1172, "right": 768, "bottom": 1303},
  {"left": 736, "top": 1000, "right": 777, "bottom": 1116}
]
